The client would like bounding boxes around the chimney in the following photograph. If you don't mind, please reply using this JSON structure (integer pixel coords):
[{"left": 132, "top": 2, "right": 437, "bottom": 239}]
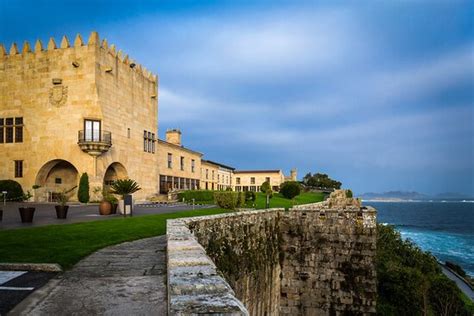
[{"left": 166, "top": 129, "right": 182, "bottom": 146}]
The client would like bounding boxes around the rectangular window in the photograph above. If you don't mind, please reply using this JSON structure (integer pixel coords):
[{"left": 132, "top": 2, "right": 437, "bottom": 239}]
[
  {"left": 148, "top": 132, "right": 152, "bottom": 153},
  {"left": 14, "top": 117, "right": 23, "bottom": 143},
  {"left": 84, "top": 119, "right": 101, "bottom": 142},
  {"left": 236, "top": 177, "right": 240, "bottom": 184},
  {"left": 0, "top": 118, "right": 4, "bottom": 143},
  {"left": 160, "top": 175, "right": 167, "bottom": 194},
  {"left": 206, "top": 169, "right": 209, "bottom": 179},
  {"left": 168, "top": 153, "right": 172, "bottom": 168},
  {"left": 250, "top": 177, "right": 255, "bottom": 184},
  {"left": 212, "top": 170, "right": 215, "bottom": 180},
  {"left": 180, "top": 156, "right": 184, "bottom": 171},
  {"left": 151, "top": 133, "right": 155, "bottom": 153},
  {"left": 55, "top": 178, "right": 62, "bottom": 184},
  {"left": 144, "top": 130, "right": 148, "bottom": 152},
  {"left": 14, "top": 160, "right": 23, "bottom": 178},
  {"left": 218, "top": 174, "right": 220, "bottom": 182},
  {"left": 191, "top": 159, "right": 195, "bottom": 173},
  {"left": 5, "top": 118, "right": 13, "bottom": 143}
]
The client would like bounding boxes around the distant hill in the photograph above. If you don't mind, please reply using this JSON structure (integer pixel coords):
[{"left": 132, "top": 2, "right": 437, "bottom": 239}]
[
  {"left": 360, "top": 191, "right": 429, "bottom": 201},
  {"left": 359, "top": 191, "right": 473, "bottom": 201}
]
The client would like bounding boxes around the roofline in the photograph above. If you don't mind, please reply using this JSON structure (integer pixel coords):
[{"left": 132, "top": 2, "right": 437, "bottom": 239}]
[
  {"left": 157, "top": 139, "right": 203, "bottom": 156},
  {"left": 234, "top": 170, "right": 282, "bottom": 174},
  {"left": 201, "top": 159, "right": 235, "bottom": 170}
]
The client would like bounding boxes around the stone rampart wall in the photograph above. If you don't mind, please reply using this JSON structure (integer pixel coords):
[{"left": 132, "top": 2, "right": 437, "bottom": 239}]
[{"left": 166, "top": 190, "right": 377, "bottom": 315}]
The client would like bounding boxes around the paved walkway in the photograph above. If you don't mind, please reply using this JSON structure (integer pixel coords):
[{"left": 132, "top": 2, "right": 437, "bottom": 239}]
[
  {"left": 10, "top": 236, "right": 167, "bottom": 315},
  {"left": 0, "top": 202, "right": 213, "bottom": 229}
]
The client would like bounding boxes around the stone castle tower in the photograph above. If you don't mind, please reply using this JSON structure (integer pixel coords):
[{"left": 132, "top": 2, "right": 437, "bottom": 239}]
[{"left": 0, "top": 32, "right": 159, "bottom": 201}]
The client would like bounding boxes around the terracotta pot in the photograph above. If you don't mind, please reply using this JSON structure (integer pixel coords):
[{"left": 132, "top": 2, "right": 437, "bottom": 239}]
[
  {"left": 55, "top": 205, "right": 69, "bottom": 219},
  {"left": 99, "top": 201, "right": 112, "bottom": 215},
  {"left": 111, "top": 203, "right": 118, "bottom": 214},
  {"left": 19, "top": 207, "right": 35, "bottom": 223}
]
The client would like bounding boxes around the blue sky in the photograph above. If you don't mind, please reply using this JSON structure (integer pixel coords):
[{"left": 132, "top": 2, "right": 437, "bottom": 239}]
[{"left": 1, "top": 0, "right": 473, "bottom": 195}]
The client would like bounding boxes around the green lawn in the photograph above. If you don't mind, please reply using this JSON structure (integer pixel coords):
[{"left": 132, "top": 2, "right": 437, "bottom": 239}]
[
  {"left": 0, "top": 208, "right": 228, "bottom": 269},
  {"left": 0, "top": 192, "right": 324, "bottom": 269},
  {"left": 249, "top": 191, "right": 325, "bottom": 209}
]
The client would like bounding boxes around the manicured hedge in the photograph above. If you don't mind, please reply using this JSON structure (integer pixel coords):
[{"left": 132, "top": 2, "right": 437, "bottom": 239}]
[
  {"left": 0, "top": 179, "right": 24, "bottom": 201},
  {"left": 214, "top": 191, "right": 245, "bottom": 210},
  {"left": 280, "top": 181, "right": 301, "bottom": 199},
  {"left": 78, "top": 173, "right": 90, "bottom": 203},
  {"left": 178, "top": 190, "right": 215, "bottom": 203}
]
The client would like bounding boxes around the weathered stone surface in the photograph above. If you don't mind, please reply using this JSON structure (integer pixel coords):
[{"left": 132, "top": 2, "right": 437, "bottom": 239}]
[{"left": 167, "top": 190, "right": 377, "bottom": 315}]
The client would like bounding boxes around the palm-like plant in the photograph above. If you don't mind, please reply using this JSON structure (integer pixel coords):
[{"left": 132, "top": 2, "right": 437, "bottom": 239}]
[{"left": 109, "top": 179, "right": 141, "bottom": 199}]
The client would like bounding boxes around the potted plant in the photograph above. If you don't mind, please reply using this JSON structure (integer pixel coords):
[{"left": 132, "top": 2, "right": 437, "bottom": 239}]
[
  {"left": 106, "top": 193, "right": 119, "bottom": 214},
  {"left": 94, "top": 187, "right": 112, "bottom": 216},
  {"left": 18, "top": 191, "right": 35, "bottom": 223},
  {"left": 55, "top": 190, "right": 71, "bottom": 219},
  {"left": 110, "top": 179, "right": 141, "bottom": 216}
]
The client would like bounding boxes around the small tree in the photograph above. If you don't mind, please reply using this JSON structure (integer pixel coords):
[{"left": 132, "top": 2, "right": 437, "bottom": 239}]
[
  {"left": 280, "top": 181, "right": 301, "bottom": 199},
  {"left": 260, "top": 181, "right": 271, "bottom": 193},
  {"left": 78, "top": 173, "right": 90, "bottom": 203}
]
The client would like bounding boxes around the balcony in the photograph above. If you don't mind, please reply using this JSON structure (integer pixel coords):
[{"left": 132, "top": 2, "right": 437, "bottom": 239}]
[{"left": 78, "top": 130, "right": 112, "bottom": 156}]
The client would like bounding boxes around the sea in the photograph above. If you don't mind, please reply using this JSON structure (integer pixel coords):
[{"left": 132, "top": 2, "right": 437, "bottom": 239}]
[{"left": 365, "top": 200, "right": 474, "bottom": 277}]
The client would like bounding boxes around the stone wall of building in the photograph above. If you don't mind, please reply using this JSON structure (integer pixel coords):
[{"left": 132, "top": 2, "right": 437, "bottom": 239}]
[
  {"left": 167, "top": 190, "right": 377, "bottom": 315},
  {"left": 0, "top": 32, "right": 159, "bottom": 201}
]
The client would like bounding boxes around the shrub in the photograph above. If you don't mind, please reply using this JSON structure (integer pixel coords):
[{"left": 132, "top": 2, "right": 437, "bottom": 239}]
[
  {"left": 346, "top": 189, "right": 353, "bottom": 198},
  {"left": 214, "top": 191, "right": 245, "bottom": 210},
  {"left": 280, "top": 181, "right": 301, "bottom": 199},
  {"left": 245, "top": 191, "right": 256, "bottom": 202},
  {"left": 377, "top": 224, "right": 474, "bottom": 315},
  {"left": 0, "top": 180, "right": 24, "bottom": 201},
  {"left": 177, "top": 190, "right": 214, "bottom": 203},
  {"left": 77, "top": 173, "right": 90, "bottom": 203}
]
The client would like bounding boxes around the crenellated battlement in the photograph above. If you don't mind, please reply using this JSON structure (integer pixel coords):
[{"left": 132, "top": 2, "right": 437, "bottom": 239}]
[{"left": 0, "top": 31, "right": 157, "bottom": 83}]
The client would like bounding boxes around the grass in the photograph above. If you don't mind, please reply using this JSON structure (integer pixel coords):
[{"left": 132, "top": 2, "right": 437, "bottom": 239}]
[
  {"left": 0, "top": 191, "right": 324, "bottom": 269},
  {"left": 248, "top": 191, "right": 325, "bottom": 209},
  {"left": 0, "top": 208, "right": 228, "bottom": 269}
]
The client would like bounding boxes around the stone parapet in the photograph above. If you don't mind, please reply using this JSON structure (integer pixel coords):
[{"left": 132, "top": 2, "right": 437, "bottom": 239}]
[
  {"left": 166, "top": 190, "right": 377, "bottom": 315},
  {"left": 167, "top": 215, "right": 250, "bottom": 315}
]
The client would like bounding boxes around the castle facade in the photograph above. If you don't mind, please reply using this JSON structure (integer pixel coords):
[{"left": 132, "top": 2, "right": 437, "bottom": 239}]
[{"left": 0, "top": 32, "right": 295, "bottom": 201}]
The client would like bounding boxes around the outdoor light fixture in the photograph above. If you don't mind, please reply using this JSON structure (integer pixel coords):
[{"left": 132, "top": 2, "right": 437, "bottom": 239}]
[
  {"left": 104, "top": 67, "right": 113, "bottom": 73},
  {"left": 130, "top": 63, "right": 136, "bottom": 68},
  {"left": 72, "top": 61, "right": 80, "bottom": 68},
  {"left": 151, "top": 94, "right": 157, "bottom": 99}
]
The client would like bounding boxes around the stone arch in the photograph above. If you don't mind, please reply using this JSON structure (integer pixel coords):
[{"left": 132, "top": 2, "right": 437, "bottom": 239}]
[
  {"left": 103, "top": 162, "right": 128, "bottom": 188},
  {"left": 35, "top": 159, "right": 79, "bottom": 202}
]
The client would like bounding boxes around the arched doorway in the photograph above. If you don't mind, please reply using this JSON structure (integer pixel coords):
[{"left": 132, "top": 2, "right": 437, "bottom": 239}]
[
  {"left": 35, "top": 159, "right": 79, "bottom": 202},
  {"left": 103, "top": 162, "right": 128, "bottom": 189}
]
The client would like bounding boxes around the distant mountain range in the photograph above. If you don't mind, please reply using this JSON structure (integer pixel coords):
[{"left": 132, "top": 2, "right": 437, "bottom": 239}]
[{"left": 358, "top": 191, "right": 473, "bottom": 201}]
